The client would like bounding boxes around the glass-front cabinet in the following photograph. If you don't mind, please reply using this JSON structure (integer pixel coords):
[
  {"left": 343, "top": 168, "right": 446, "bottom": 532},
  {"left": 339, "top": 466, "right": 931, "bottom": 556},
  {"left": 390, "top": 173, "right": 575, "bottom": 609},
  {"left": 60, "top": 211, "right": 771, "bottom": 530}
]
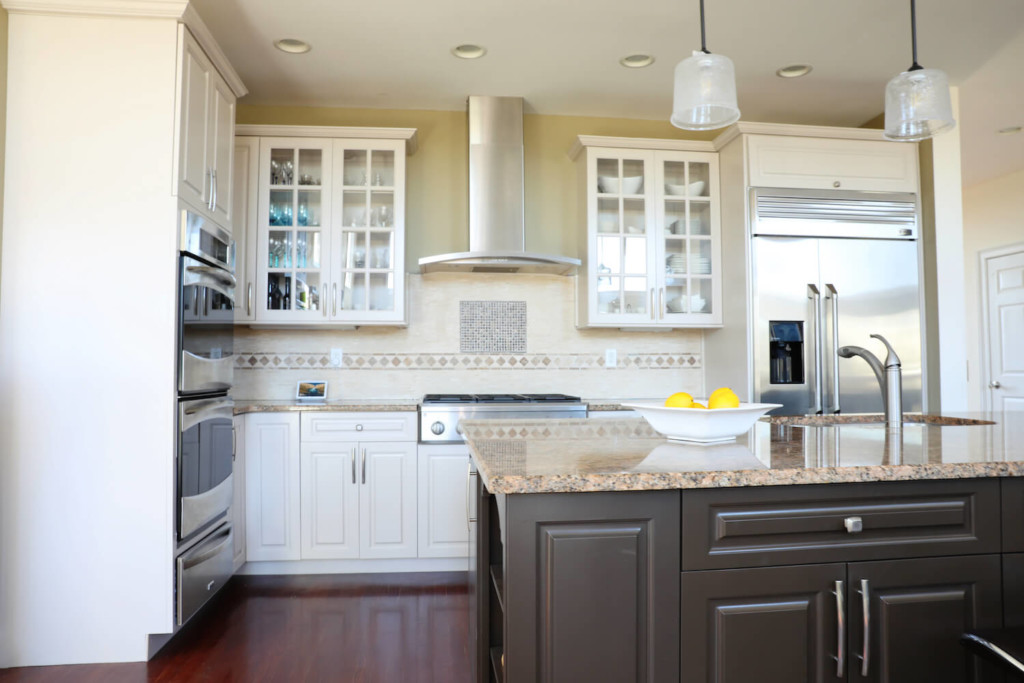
[
  {"left": 241, "top": 130, "right": 412, "bottom": 326},
  {"left": 573, "top": 140, "right": 721, "bottom": 328}
]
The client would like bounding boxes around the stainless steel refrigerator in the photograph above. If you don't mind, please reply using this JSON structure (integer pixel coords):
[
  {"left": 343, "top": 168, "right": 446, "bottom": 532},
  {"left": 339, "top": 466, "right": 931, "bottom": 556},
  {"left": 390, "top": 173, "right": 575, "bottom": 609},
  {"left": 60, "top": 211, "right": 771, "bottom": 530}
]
[{"left": 750, "top": 188, "right": 925, "bottom": 415}]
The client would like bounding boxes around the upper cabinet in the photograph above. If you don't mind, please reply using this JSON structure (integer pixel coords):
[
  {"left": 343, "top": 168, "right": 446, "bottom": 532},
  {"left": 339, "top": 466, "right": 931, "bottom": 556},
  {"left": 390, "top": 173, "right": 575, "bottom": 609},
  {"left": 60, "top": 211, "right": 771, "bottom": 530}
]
[
  {"left": 745, "top": 133, "right": 919, "bottom": 194},
  {"left": 234, "top": 126, "right": 417, "bottom": 327},
  {"left": 571, "top": 137, "right": 722, "bottom": 328},
  {"left": 176, "top": 29, "right": 237, "bottom": 232}
]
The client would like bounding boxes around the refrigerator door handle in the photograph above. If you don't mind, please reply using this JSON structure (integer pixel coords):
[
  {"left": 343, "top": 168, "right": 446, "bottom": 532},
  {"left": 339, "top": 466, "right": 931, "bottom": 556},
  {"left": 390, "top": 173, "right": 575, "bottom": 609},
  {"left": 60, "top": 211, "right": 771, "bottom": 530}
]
[
  {"left": 808, "top": 283, "right": 823, "bottom": 414},
  {"left": 826, "top": 283, "right": 840, "bottom": 414}
]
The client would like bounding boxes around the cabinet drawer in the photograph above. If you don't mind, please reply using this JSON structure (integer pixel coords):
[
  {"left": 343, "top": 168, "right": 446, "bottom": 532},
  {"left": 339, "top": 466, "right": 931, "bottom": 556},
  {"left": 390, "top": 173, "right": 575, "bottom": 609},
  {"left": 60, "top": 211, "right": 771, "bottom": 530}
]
[
  {"left": 300, "top": 412, "right": 416, "bottom": 442},
  {"left": 747, "top": 134, "right": 919, "bottom": 193},
  {"left": 681, "top": 479, "right": 1000, "bottom": 570}
]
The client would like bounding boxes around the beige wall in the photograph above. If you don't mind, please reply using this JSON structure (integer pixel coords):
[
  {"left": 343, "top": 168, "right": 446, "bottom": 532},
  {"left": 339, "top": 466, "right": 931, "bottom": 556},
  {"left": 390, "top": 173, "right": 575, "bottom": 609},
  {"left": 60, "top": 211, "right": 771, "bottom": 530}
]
[
  {"left": 0, "top": 7, "right": 7, "bottom": 291},
  {"left": 962, "top": 168, "right": 1024, "bottom": 410}
]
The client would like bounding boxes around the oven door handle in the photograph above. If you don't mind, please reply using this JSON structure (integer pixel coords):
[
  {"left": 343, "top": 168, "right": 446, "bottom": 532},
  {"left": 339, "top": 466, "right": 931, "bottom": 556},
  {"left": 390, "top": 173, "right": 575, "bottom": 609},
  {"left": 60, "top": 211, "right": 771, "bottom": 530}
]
[
  {"left": 186, "top": 265, "right": 237, "bottom": 290},
  {"left": 181, "top": 397, "right": 235, "bottom": 432}
]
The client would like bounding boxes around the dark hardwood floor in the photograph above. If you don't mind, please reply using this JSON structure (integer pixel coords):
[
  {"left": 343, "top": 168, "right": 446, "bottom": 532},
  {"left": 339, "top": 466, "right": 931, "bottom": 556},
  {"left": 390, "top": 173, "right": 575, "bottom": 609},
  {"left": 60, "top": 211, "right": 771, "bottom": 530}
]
[{"left": 0, "top": 572, "right": 470, "bottom": 683}]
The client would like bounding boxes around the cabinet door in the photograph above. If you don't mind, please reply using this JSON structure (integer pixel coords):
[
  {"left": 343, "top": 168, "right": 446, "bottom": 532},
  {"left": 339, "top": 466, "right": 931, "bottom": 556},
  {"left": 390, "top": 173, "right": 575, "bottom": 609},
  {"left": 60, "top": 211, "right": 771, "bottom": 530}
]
[
  {"left": 332, "top": 140, "right": 407, "bottom": 323},
  {"left": 231, "top": 415, "right": 246, "bottom": 570},
  {"left": 849, "top": 555, "right": 1003, "bottom": 683},
  {"left": 656, "top": 151, "right": 721, "bottom": 325},
  {"left": 233, "top": 137, "right": 260, "bottom": 323},
  {"left": 256, "top": 138, "right": 333, "bottom": 323},
  {"left": 681, "top": 564, "right": 845, "bottom": 683},
  {"left": 299, "top": 440, "right": 360, "bottom": 559},
  {"left": 417, "top": 444, "right": 470, "bottom": 558},
  {"left": 358, "top": 441, "right": 417, "bottom": 559},
  {"left": 582, "top": 147, "right": 656, "bottom": 326},
  {"left": 208, "top": 71, "right": 236, "bottom": 230},
  {"left": 177, "top": 31, "right": 212, "bottom": 214},
  {"left": 244, "top": 412, "right": 300, "bottom": 561}
]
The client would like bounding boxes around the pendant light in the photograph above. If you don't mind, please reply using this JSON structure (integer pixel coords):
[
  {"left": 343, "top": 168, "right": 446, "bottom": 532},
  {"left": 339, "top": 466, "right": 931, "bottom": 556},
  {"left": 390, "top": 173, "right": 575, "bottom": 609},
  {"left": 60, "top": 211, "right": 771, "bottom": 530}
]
[
  {"left": 883, "top": 0, "right": 955, "bottom": 141},
  {"left": 670, "top": 0, "right": 740, "bottom": 130}
]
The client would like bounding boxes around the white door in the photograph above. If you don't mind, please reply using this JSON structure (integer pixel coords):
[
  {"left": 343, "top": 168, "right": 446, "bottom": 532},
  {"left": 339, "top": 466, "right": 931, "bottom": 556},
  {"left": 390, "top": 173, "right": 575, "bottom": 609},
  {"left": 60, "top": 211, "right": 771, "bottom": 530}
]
[
  {"left": 417, "top": 445, "right": 470, "bottom": 558},
  {"left": 299, "top": 440, "right": 360, "bottom": 559},
  {"left": 984, "top": 247, "right": 1024, "bottom": 412},
  {"left": 359, "top": 442, "right": 417, "bottom": 559},
  {"left": 231, "top": 415, "right": 246, "bottom": 571},
  {"left": 244, "top": 412, "right": 300, "bottom": 561}
]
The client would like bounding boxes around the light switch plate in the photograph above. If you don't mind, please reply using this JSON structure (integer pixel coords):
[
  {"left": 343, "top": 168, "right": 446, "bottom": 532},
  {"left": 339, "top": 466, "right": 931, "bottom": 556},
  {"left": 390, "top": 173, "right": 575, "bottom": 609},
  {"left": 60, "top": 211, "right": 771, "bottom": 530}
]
[
  {"left": 330, "top": 348, "right": 344, "bottom": 367},
  {"left": 605, "top": 348, "right": 617, "bottom": 367}
]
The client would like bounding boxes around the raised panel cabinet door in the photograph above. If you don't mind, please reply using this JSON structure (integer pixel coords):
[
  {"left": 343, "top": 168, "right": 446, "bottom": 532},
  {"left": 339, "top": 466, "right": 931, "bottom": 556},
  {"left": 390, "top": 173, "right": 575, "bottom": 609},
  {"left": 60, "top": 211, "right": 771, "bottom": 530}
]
[
  {"left": 505, "top": 490, "right": 679, "bottom": 683},
  {"left": 417, "top": 445, "right": 470, "bottom": 558},
  {"left": 208, "top": 71, "right": 236, "bottom": 230},
  {"left": 680, "top": 564, "right": 845, "bottom": 683},
  {"left": 231, "top": 415, "right": 245, "bottom": 570},
  {"left": 244, "top": 412, "right": 300, "bottom": 561},
  {"left": 849, "top": 555, "right": 1003, "bottom": 683},
  {"left": 233, "top": 137, "right": 260, "bottom": 323},
  {"left": 299, "top": 441, "right": 360, "bottom": 560},
  {"left": 358, "top": 442, "right": 417, "bottom": 559},
  {"left": 177, "top": 30, "right": 212, "bottom": 214},
  {"left": 1004, "top": 554, "right": 1024, "bottom": 628}
]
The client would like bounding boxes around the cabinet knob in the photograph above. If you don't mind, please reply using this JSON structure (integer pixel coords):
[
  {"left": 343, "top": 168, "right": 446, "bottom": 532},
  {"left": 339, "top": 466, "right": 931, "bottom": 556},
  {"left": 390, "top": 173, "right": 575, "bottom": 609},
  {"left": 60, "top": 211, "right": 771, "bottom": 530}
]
[
  {"left": 990, "top": 381, "right": 1002, "bottom": 389},
  {"left": 355, "top": 423, "right": 364, "bottom": 431},
  {"left": 833, "top": 181, "right": 841, "bottom": 188},
  {"left": 844, "top": 516, "right": 863, "bottom": 534}
]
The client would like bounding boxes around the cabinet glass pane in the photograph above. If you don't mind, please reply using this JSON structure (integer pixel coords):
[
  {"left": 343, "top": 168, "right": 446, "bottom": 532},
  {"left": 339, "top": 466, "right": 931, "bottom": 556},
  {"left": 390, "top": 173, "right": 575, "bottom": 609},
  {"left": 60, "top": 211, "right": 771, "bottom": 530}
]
[
  {"left": 624, "top": 277, "right": 648, "bottom": 315},
  {"left": 598, "top": 276, "right": 621, "bottom": 314},
  {"left": 623, "top": 199, "right": 644, "bottom": 234},
  {"left": 368, "top": 273, "right": 394, "bottom": 311},
  {"left": 665, "top": 282, "right": 687, "bottom": 314},
  {"left": 597, "top": 236, "right": 622, "bottom": 273},
  {"left": 296, "top": 191, "right": 321, "bottom": 227},
  {"left": 596, "top": 158, "right": 619, "bottom": 192},
  {"left": 341, "top": 272, "right": 367, "bottom": 311},
  {"left": 343, "top": 190, "right": 367, "bottom": 228},
  {"left": 690, "top": 238, "right": 712, "bottom": 274},
  {"left": 267, "top": 273, "right": 291, "bottom": 310},
  {"left": 297, "top": 149, "right": 322, "bottom": 186},
  {"left": 622, "top": 160, "right": 644, "bottom": 194},
  {"left": 294, "top": 272, "right": 321, "bottom": 311},
  {"left": 269, "top": 190, "right": 293, "bottom": 226},
  {"left": 666, "top": 242, "right": 686, "bottom": 275},
  {"left": 691, "top": 278, "right": 712, "bottom": 314},
  {"left": 295, "top": 231, "right": 321, "bottom": 269},
  {"left": 689, "top": 162, "right": 710, "bottom": 197},
  {"left": 623, "top": 237, "right": 646, "bottom": 273},
  {"left": 689, "top": 202, "right": 710, "bottom": 236},
  {"left": 343, "top": 150, "right": 368, "bottom": 186},
  {"left": 369, "top": 233, "right": 393, "bottom": 270},
  {"left": 370, "top": 150, "right": 395, "bottom": 187},
  {"left": 597, "top": 198, "right": 619, "bottom": 233},
  {"left": 270, "top": 149, "right": 295, "bottom": 186},
  {"left": 342, "top": 231, "right": 368, "bottom": 269},
  {"left": 370, "top": 192, "right": 394, "bottom": 227},
  {"left": 664, "top": 161, "right": 686, "bottom": 188},
  {"left": 268, "top": 231, "right": 292, "bottom": 268}
]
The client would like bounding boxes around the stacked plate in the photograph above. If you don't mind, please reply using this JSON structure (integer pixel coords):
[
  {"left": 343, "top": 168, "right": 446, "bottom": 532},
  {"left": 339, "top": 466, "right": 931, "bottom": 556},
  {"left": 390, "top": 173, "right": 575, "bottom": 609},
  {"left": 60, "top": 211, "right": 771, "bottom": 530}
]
[
  {"left": 689, "top": 255, "right": 711, "bottom": 274},
  {"left": 666, "top": 254, "right": 686, "bottom": 274}
]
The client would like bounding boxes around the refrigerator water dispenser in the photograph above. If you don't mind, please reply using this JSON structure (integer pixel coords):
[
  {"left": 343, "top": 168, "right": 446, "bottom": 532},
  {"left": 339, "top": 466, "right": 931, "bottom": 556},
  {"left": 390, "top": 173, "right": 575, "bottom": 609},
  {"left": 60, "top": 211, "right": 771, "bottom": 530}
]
[{"left": 769, "top": 321, "right": 804, "bottom": 385}]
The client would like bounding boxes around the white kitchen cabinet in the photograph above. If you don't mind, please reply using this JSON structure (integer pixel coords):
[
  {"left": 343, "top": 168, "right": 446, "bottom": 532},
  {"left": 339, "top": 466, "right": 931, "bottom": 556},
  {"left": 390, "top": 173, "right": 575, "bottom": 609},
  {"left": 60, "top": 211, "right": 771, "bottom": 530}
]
[
  {"left": 244, "top": 412, "right": 301, "bottom": 562},
  {"left": 571, "top": 138, "right": 722, "bottom": 328},
  {"left": 358, "top": 441, "right": 418, "bottom": 559},
  {"left": 234, "top": 126, "right": 417, "bottom": 327},
  {"left": 232, "top": 138, "right": 260, "bottom": 322},
  {"left": 417, "top": 444, "right": 470, "bottom": 558},
  {"left": 177, "top": 29, "right": 236, "bottom": 231},
  {"left": 231, "top": 414, "right": 246, "bottom": 571},
  {"left": 746, "top": 134, "right": 919, "bottom": 193},
  {"left": 299, "top": 440, "right": 360, "bottom": 559}
]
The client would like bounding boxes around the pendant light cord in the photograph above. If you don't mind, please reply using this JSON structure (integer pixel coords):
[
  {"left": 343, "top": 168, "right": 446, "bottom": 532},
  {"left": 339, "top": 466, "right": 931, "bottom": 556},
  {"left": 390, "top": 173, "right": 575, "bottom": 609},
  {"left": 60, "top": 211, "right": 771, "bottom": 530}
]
[
  {"left": 908, "top": 0, "right": 922, "bottom": 71},
  {"left": 699, "top": 0, "right": 710, "bottom": 54}
]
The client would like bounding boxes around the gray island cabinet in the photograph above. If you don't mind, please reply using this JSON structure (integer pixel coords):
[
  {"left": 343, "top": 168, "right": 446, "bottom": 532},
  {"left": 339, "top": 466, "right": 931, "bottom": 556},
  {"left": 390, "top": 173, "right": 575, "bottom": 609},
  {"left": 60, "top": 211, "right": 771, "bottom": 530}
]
[{"left": 465, "top": 416, "right": 1024, "bottom": 683}]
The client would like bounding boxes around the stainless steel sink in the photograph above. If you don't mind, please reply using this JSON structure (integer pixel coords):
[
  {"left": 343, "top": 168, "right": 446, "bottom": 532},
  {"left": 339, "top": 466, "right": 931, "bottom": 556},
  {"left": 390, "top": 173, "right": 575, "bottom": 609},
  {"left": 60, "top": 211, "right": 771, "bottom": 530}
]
[{"left": 763, "top": 414, "right": 995, "bottom": 427}]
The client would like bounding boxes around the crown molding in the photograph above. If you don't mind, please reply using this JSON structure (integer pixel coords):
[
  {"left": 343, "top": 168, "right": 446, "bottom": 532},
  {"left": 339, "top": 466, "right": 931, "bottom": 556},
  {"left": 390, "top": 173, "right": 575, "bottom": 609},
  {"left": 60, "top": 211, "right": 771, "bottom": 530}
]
[
  {"left": 712, "top": 121, "right": 891, "bottom": 150},
  {"left": 567, "top": 135, "right": 716, "bottom": 161},
  {"left": 180, "top": 4, "right": 246, "bottom": 98},
  {"left": 236, "top": 125, "right": 420, "bottom": 155}
]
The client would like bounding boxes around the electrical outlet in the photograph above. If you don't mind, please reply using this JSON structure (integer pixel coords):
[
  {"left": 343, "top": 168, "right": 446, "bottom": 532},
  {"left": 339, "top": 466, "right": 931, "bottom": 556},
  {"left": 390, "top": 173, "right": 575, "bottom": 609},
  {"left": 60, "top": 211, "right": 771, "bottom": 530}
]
[
  {"left": 605, "top": 348, "right": 617, "bottom": 368},
  {"left": 330, "top": 348, "right": 344, "bottom": 367}
]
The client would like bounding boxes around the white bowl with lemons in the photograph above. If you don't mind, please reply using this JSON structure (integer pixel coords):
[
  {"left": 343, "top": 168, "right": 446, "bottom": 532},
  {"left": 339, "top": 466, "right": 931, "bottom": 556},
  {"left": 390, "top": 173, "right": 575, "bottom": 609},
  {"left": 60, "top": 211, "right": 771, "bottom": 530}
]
[{"left": 621, "top": 388, "right": 782, "bottom": 444}]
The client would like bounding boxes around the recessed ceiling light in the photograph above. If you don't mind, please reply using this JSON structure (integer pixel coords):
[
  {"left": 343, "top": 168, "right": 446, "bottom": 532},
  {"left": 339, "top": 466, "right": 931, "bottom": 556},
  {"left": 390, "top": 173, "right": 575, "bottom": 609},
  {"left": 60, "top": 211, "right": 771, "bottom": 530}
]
[
  {"left": 620, "top": 54, "right": 655, "bottom": 69},
  {"left": 274, "top": 39, "right": 311, "bottom": 54},
  {"left": 451, "top": 44, "right": 487, "bottom": 60},
  {"left": 997, "top": 126, "right": 1022, "bottom": 135},
  {"left": 776, "top": 64, "right": 813, "bottom": 78}
]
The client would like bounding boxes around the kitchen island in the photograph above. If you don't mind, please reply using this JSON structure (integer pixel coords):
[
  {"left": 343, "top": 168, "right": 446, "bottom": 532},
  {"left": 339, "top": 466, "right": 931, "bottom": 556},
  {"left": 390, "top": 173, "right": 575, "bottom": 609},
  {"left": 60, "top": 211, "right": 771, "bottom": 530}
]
[{"left": 465, "top": 414, "right": 1024, "bottom": 683}]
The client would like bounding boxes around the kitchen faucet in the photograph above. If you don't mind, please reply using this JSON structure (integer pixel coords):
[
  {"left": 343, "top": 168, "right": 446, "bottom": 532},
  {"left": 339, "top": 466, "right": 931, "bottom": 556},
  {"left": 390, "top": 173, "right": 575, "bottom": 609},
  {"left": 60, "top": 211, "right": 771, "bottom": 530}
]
[{"left": 837, "top": 334, "right": 903, "bottom": 431}]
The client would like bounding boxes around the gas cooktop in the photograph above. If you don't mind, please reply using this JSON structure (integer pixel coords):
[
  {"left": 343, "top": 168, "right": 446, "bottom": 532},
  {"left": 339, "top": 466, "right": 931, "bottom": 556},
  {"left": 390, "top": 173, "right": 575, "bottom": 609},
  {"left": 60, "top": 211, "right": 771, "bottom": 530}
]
[
  {"left": 422, "top": 393, "right": 582, "bottom": 404},
  {"left": 419, "top": 394, "right": 586, "bottom": 443}
]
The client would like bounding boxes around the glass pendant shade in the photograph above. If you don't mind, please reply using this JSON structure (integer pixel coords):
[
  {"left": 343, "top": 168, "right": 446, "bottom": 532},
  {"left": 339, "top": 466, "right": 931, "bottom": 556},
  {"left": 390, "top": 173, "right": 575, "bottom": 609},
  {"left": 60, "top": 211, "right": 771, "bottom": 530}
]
[
  {"left": 671, "top": 51, "right": 740, "bottom": 130},
  {"left": 884, "top": 67, "right": 955, "bottom": 141}
]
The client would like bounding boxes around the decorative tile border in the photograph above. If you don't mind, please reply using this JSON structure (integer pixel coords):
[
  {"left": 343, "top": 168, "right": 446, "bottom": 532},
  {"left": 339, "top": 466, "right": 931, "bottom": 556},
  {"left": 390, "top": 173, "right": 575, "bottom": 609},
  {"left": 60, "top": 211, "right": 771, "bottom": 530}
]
[{"left": 234, "top": 352, "right": 701, "bottom": 371}]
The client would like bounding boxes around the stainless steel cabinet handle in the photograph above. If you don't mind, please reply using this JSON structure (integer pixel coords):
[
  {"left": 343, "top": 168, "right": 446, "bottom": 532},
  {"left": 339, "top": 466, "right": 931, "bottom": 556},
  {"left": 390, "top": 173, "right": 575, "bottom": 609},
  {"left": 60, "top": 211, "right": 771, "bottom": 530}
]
[
  {"left": 332, "top": 283, "right": 338, "bottom": 316},
  {"left": 990, "top": 381, "right": 1002, "bottom": 389},
  {"left": 361, "top": 448, "right": 367, "bottom": 485},
  {"left": 808, "top": 284, "right": 823, "bottom": 415},
  {"left": 649, "top": 288, "right": 655, "bottom": 321},
  {"left": 355, "top": 424, "right": 363, "bottom": 431},
  {"left": 834, "top": 580, "right": 845, "bottom": 677},
  {"left": 206, "top": 169, "right": 213, "bottom": 210},
  {"left": 658, "top": 288, "right": 665, "bottom": 320},
  {"left": 247, "top": 282, "right": 253, "bottom": 317},
  {"left": 466, "top": 461, "right": 478, "bottom": 525},
  {"left": 858, "top": 578, "right": 870, "bottom": 676},
  {"left": 826, "top": 283, "right": 840, "bottom": 414},
  {"left": 351, "top": 448, "right": 356, "bottom": 484},
  {"left": 231, "top": 427, "right": 236, "bottom": 461},
  {"left": 212, "top": 169, "right": 217, "bottom": 211},
  {"left": 844, "top": 516, "right": 863, "bottom": 534}
]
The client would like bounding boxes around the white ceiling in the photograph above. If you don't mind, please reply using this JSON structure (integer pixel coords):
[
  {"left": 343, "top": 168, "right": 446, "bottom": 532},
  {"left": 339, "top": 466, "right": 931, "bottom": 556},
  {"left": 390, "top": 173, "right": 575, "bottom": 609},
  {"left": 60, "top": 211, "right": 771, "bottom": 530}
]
[{"left": 193, "top": 0, "right": 1024, "bottom": 186}]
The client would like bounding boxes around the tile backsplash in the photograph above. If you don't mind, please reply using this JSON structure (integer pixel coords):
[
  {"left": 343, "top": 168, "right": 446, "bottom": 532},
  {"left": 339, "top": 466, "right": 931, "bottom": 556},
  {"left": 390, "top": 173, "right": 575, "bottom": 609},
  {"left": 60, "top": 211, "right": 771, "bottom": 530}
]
[{"left": 232, "top": 273, "right": 704, "bottom": 401}]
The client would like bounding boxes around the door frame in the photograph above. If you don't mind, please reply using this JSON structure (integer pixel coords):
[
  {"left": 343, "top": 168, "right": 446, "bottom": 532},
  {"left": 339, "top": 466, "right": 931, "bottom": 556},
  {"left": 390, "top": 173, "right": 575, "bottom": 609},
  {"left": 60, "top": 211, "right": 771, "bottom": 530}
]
[{"left": 978, "top": 241, "right": 1024, "bottom": 412}]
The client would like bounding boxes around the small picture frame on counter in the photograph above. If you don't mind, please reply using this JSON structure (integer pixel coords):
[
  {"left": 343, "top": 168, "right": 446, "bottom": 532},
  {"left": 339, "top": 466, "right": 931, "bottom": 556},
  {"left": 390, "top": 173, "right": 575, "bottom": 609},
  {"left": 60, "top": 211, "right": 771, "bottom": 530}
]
[{"left": 296, "top": 380, "right": 327, "bottom": 403}]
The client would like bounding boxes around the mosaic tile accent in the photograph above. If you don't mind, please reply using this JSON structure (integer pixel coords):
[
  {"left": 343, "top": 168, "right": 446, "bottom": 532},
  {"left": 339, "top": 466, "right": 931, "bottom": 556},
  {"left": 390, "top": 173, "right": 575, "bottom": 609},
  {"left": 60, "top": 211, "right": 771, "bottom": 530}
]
[
  {"left": 459, "top": 301, "right": 527, "bottom": 354},
  {"left": 234, "top": 352, "right": 701, "bottom": 371}
]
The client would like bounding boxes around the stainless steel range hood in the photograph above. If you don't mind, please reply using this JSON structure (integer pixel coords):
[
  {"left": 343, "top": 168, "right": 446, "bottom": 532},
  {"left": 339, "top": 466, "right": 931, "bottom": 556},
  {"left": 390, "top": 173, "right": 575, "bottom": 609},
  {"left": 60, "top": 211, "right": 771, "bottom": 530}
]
[{"left": 418, "top": 96, "right": 580, "bottom": 275}]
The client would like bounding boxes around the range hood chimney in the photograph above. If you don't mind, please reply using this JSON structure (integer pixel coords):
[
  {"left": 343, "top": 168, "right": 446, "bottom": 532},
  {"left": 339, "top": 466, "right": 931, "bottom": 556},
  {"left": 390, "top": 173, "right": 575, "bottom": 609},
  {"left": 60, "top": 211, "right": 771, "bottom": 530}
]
[{"left": 418, "top": 96, "right": 580, "bottom": 275}]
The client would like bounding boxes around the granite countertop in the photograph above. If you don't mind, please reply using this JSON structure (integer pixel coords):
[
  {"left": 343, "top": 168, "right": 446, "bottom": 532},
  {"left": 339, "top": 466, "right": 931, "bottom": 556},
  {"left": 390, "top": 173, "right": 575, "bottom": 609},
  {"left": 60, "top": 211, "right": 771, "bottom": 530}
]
[
  {"left": 233, "top": 399, "right": 420, "bottom": 414},
  {"left": 462, "top": 413, "right": 1024, "bottom": 494}
]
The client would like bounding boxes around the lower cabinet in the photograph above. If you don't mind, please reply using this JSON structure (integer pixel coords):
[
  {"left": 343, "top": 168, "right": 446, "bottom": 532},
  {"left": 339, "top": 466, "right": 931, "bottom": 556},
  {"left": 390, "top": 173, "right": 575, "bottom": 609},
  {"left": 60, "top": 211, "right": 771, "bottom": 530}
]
[
  {"left": 681, "top": 555, "right": 1003, "bottom": 683},
  {"left": 244, "top": 412, "right": 301, "bottom": 561},
  {"left": 416, "top": 444, "right": 470, "bottom": 558},
  {"left": 231, "top": 414, "right": 246, "bottom": 570}
]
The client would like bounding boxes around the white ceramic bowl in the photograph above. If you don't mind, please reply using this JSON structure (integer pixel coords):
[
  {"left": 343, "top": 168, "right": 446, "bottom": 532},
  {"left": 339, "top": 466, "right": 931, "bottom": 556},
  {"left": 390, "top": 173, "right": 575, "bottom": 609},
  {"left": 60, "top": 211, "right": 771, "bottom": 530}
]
[
  {"left": 599, "top": 176, "right": 643, "bottom": 194},
  {"left": 620, "top": 400, "right": 783, "bottom": 444},
  {"left": 665, "top": 180, "right": 706, "bottom": 196}
]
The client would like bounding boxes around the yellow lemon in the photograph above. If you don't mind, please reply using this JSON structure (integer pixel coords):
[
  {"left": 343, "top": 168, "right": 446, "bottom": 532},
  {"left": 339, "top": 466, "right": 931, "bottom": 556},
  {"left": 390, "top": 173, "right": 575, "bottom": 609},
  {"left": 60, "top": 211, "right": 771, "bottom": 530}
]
[
  {"left": 691, "top": 402, "right": 707, "bottom": 409},
  {"left": 664, "top": 392, "right": 694, "bottom": 408},
  {"left": 708, "top": 387, "right": 740, "bottom": 410}
]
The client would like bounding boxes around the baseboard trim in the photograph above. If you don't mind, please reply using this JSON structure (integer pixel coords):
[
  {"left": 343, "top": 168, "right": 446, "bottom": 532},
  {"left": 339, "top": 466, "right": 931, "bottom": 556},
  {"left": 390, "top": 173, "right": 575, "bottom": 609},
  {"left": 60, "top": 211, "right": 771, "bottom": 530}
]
[{"left": 237, "top": 557, "right": 468, "bottom": 575}]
